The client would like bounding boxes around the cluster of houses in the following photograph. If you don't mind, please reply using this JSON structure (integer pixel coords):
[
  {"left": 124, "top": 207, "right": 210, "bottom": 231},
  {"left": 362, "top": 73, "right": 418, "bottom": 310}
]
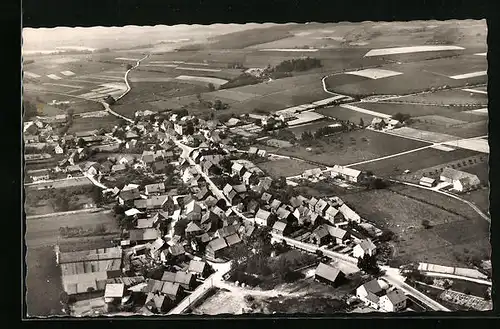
[
  {"left": 369, "top": 117, "right": 404, "bottom": 131},
  {"left": 419, "top": 167, "right": 481, "bottom": 192},
  {"left": 355, "top": 279, "right": 408, "bottom": 312}
]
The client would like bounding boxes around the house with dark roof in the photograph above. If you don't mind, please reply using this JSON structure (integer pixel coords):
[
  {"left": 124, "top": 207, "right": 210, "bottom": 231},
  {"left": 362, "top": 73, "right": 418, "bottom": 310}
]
[
  {"left": 224, "top": 233, "right": 242, "bottom": 247},
  {"left": 314, "top": 199, "right": 330, "bottom": 216},
  {"left": 118, "top": 189, "right": 141, "bottom": 206},
  {"left": 315, "top": 263, "right": 346, "bottom": 287},
  {"left": 261, "top": 192, "right": 273, "bottom": 204},
  {"left": 356, "top": 279, "right": 385, "bottom": 309},
  {"left": 206, "top": 237, "right": 228, "bottom": 259},
  {"left": 161, "top": 281, "right": 183, "bottom": 302},
  {"left": 272, "top": 221, "right": 292, "bottom": 236},
  {"left": 195, "top": 187, "right": 210, "bottom": 201},
  {"left": 203, "top": 195, "right": 218, "bottom": 208},
  {"left": 146, "top": 194, "right": 172, "bottom": 210},
  {"left": 129, "top": 228, "right": 160, "bottom": 243},
  {"left": 246, "top": 199, "right": 259, "bottom": 214},
  {"left": 310, "top": 225, "right": 332, "bottom": 246},
  {"left": 185, "top": 222, "right": 204, "bottom": 237},
  {"left": 134, "top": 199, "right": 148, "bottom": 210},
  {"left": 327, "top": 226, "right": 349, "bottom": 245},
  {"left": 215, "top": 225, "right": 238, "bottom": 239}
]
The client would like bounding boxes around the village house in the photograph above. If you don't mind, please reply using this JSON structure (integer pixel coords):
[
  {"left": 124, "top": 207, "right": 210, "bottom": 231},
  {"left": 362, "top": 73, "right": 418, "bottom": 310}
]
[
  {"left": 315, "top": 263, "right": 346, "bottom": 287},
  {"left": 118, "top": 189, "right": 141, "bottom": 206},
  {"left": 28, "top": 169, "right": 50, "bottom": 182},
  {"left": 111, "top": 164, "right": 127, "bottom": 173},
  {"left": 331, "top": 165, "right": 363, "bottom": 183},
  {"left": 328, "top": 226, "right": 349, "bottom": 245},
  {"left": 118, "top": 155, "right": 136, "bottom": 165},
  {"left": 185, "top": 221, "right": 204, "bottom": 237},
  {"left": 419, "top": 176, "right": 436, "bottom": 188},
  {"left": 261, "top": 192, "right": 273, "bottom": 204},
  {"left": 141, "top": 151, "right": 156, "bottom": 166},
  {"left": 339, "top": 204, "right": 362, "bottom": 223},
  {"left": 314, "top": 199, "right": 330, "bottom": 216},
  {"left": 104, "top": 283, "right": 126, "bottom": 305},
  {"left": 310, "top": 225, "right": 331, "bottom": 246},
  {"left": 145, "top": 183, "right": 165, "bottom": 195},
  {"left": 379, "top": 289, "right": 407, "bottom": 312},
  {"left": 440, "top": 167, "right": 481, "bottom": 192},
  {"left": 187, "top": 259, "right": 211, "bottom": 278},
  {"left": 353, "top": 239, "right": 377, "bottom": 259},
  {"left": 125, "top": 139, "right": 138, "bottom": 149},
  {"left": 129, "top": 228, "right": 161, "bottom": 244},
  {"left": 272, "top": 221, "right": 292, "bottom": 236},
  {"left": 206, "top": 238, "right": 228, "bottom": 259},
  {"left": 54, "top": 144, "right": 64, "bottom": 154},
  {"left": 242, "top": 171, "right": 255, "bottom": 185},
  {"left": 356, "top": 279, "right": 385, "bottom": 309},
  {"left": 231, "top": 162, "right": 246, "bottom": 176},
  {"left": 324, "top": 206, "right": 340, "bottom": 224},
  {"left": 224, "top": 233, "right": 242, "bottom": 247},
  {"left": 269, "top": 199, "right": 282, "bottom": 212},
  {"left": 308, "top": 197, "right": 319, "bottom": 211},
  {"left": 195, "top": 187, "right": 210, "bottom": 201}
]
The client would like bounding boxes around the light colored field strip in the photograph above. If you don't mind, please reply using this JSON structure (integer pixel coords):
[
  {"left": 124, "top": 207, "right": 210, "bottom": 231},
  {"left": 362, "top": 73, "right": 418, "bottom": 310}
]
[
  {"left": 462, "top": 88, "right": 487, "bottom": 95},
  {"left": 115, "top": 57, "right": 140, "bottom": 61},
  {"left": 142, "top": 64, "right": 178, "bottom": 68},
  {"left": 443, "top": 138, "right": 489, "bottom": 154},
  {"left": 312, "top": 95, "right": 348, "bottom": 106},
  {"left": 43, "top": 83, "right": 84, "bottom": 89},
  {"left": 23, "top": 71, "right": 41, "bottom": 78},
  {"left": 99, "top": 82, "right": 127, "bottom": 90},
  {"left": 344, "top": 68, "right": 403, "bottom": 80},
  {"left": 259, "top": 48, "right": 319, "bottom": 52},
  {"left": 175, "top": 75, "right": 228, "bottom": 85},
  {"left": 94, "top": 75, "right": 128, "bottom": 80},
  {"left": 390, "top": 127, "right": 458, "bottom": 143},
  {"left": 184, "top": 62, "right": 209, "bottom": 66},
  {"left": 150, "top": 60, "right": 184, "bottom": 64},
  {"left": 92, "top": 86, "right": 117, "bottom": 92},
  {"left": 175, "top": 66, "right": 221, "bottom": 72},
  {"left": 129, "top": 77, "right": 176, "bottom": 83},
  {"left": 339, "top": 104, "right": 392, "bottom": 118},
  {"left": 68, "top": 78, "right": 105, "bottom": 84},
  {"left": 365, "top": 45, "right": 464, "bottom": 57},
  {"left": 60, "top": 70, "right": 75, "bottom": 76},
  {"left": 93, "top": 87, "right": 122, "bottom": 94},
  {"left": 86, "top": 75, "right": 124, "bottom": 81},
  {"left": 474, "top": 53, "right": 487, "bottom": 56},
  {"left": 430, "top": 144, "right": 455, "bottom": 152},
  {"left": 47, "top": 74, "right": 62, "bottom": 80},
  {"left": 463, "top": 108, "right": 488, "bottom": 115},
  {"left": 449, "top": 71, "right": 487, "bottom": 80}
]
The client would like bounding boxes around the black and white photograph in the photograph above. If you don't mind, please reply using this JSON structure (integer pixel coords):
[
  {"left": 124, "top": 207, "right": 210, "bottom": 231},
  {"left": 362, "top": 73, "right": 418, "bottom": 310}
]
[{"left": 23, "top": 19, "right": 491, "bottom": 317}]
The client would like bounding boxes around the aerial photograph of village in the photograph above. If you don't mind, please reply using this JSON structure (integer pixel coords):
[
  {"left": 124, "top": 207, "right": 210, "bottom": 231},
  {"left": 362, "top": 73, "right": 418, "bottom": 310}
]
[{"left": 23, "top": 20, "right": 490, "bottom": 316}]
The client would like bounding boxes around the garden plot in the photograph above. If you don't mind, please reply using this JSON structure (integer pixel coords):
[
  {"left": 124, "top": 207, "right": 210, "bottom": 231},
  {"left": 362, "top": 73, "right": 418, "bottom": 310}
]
[
  {"left": 211, "top": 89, "right": 260, "bottom": 102},
  {"left": 364, "top": 45, "right": 464, "bottom": 57},
  {"left": 344, "top": 68, "right": 403, "bottom": 80},
  {"left": 386, "top": 89, "right": 487, "bottom": 106},
  {"left": 258, "top": 158, "right": 319, "bottom": 178},
  {"left": 443, "top": 138, "right": 489, "bottom": 154},
  {"left": 174, "top": 75, "right": 228, "bottom": 86}
]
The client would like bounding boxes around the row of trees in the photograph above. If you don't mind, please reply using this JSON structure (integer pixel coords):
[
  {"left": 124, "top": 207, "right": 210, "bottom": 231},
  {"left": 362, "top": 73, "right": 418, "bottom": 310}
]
[{"left": 272, "top": 57, "right": 322, "bottom": 73}]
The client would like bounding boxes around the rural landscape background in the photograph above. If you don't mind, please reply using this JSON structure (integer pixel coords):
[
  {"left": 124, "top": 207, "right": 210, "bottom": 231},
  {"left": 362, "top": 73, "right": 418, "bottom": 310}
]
[{"left": 23, "top": 20, "right": 490, "bottom": 316}]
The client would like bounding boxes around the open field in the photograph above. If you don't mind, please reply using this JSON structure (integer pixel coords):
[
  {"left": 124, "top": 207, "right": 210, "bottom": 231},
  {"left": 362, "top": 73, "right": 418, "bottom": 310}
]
[
  {"left": 286, "top": 120, "right": 334, "bottom": 138},
  {"left": 25, "top": 177, "right": 94, "bottom": 190},
  {"left": 352, "top": 147, "right": 479, "bottom": 176},
  {"left": 409, "top": 120, "right": 488, "bottom": 139},
  {"left": 67, "top": 115, "right": 122, "bottom": 133},
  {"left": 26, "top": 246, "right": 65, "bottom": 317},
  {"left": 341, "top": 187, "right": 490, "bottom": 267},
  {"left": 316, "top": 106, "right": 378, "bottom": 124},
  {"left": 385, "top": 88, "right": 488, "bottom": 106},
  {"left": 360, "top": 102, "right": 485, "bottom": 119},
  {"left": 259, "top": 129, "right": 429, "bottom": 166},
  {"left": 257, "top": 158, "right": 319, "bottom": 178},
  {"left": 25, "top": 210, "right": 118, "bottom": 248}
]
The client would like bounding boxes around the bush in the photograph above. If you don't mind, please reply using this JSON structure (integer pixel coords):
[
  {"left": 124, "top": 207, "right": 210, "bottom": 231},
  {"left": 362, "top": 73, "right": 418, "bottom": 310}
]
[
  {"left": 421, "top": 219, "right": 432, "bottom": 229},
  {"left": 273, "top": 57, "right": 322, "bottom": 73}
]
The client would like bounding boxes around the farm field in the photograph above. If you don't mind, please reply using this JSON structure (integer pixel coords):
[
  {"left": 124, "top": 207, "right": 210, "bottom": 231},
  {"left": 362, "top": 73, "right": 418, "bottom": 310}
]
[
  {"left": 25, "top": 177, "right": 94, "bottom": 190},
  {"left": 259, "top": 129, "right": 429, "bottom": 166},
  {"left": 257, "top": 158, "right": 319, "bottom": 178},
  {"left": 26, "top": 246, "right": 65, "bottom": 317},
  {"left": 286, "top": 120, "right": 334, "bottom": 138},
  {"left": 352, "top": 147, "right": 479, "bottom": 177},
  {"left": 462, "top": 161, "right": 489, "bottom": 184},
  {"left": 386, "top": 88, "right": 488, "bottom": 106},
  {"left": 316, "top": 106, "right": 378, "bottom": 124},
  {"left": 25, "top": 210, "right": 118, "bottom": 248},
  {"left": 461, "top": 188, "right": 490, "bottom": 218},
  {"left": 409, "top": 120, "right": 488, "bottom": 139},
  {"left": 67, "top": 115, "right": 122, "bottom": 133},
  {"left": 360, "top": 102, "right": 485, "bottom": 119},
  {"left": 340, "top": 187, "right": 490, "bottom": 267}
]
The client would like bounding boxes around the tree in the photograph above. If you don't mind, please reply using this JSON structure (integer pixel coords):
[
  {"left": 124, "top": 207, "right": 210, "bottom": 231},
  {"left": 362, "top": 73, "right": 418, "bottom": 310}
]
[
  {"left": 392, "top": 112, "right": 411, "bottom": 123},
  {"left": 77, "top": 138, "right": 86, "bottom": 148},
  {"left": 421, "top": 219, "right": 432, "bottom": 229},
  {"left": 359, "top": 118, "right": 365, "bottom": 128},
  {"left": 208, "top": 83, "right": 216, "bottom": 92},
  {"left": 125, "top": 64, "right": 133, "bottom": 70},
  {"left": 357, "top": 254, "right": 380, "bottom": 274},
  {"left": 213, "top": 99, "right": 224, "bottom": 111}
]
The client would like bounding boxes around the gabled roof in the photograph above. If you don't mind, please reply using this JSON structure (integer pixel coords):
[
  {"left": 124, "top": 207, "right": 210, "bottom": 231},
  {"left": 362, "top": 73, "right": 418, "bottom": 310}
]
[
  {"left": 276, "top": 206, "right": 292, "bottom": 220},
  {"left": 358, "top": 239, "right": 376, "bottom": 252},
  {"left": 203, "top": 195, "right": 218, "bottom": 208},
  {"left": 441, "top": 167, "right": 480, "bottom": 182},
  {"left": 207, "top": 237, "right": 228, "bottom": 252},
  {"left": 332, "top": 165, "right": 362, "bottom": 178},
  {"left": 315, "top": 263, "right": 343, "bottom": 282},
  {"left": 136, "top": 217, "right": 155, "bottom": 229},
  {"left": 188, "top": 260, "right": 206, "bottom": 274},
  {"left": 325, "top": 206, "right": 339, "bottom": 218},
  {"left": 147, "top": 194, "right": 170, "bottom": 208},
  {"left": 313, "top": 225, "right": 330, "bottom": 239},
  {"left": 233, "top": 184, "right": 247, "bottom": 194},
  {"left": 308, "top": 197, "right": 319, "bottom": 207},
  {"left": 129, "top": 228, "right": 160, "bottom": 241},
  {"left": 175, "top": 271, "right": 193, "bottom": 286},
  {"left": 270, "top": 199, "right": 282, "bottom": 210},
  {"left": 145, "top": 183, "right": 165, "bottom": 194},
  {"left": 223, "top": 184, "right": 234, "bottom": 196},
  {"left": 361, "top": 279, "right": 383, "bottom": 295},
  {"left": 315, "top": 199, "right": 329, "bottom": 211},
  {"left": 161, "top": 281, "right": 181, "bottom": 298},
  {"left": 185, "top": 200, "right": 202, "bottom": 214},
  {"left": 289, "top": 196, "right": 304, "bottom": 208},
  {"left": 112, "top": 164, "right": 127, "bottom": 172},
  {"left": 201, "top": 211, "right": 220, "bottom": 224},
  {"left": 186, "top": 221, "right": 203, "bottom": 233},
  {"left": 161, "top": 271, "right": 177, "bottom": 282},
  {"left": 119, "top": 189, "right": 141, "bottom": 202},
  {"left": 169, "top": 244, "right": 186, "bottom": 257},
  {"left": 339, "top": 204, "right": 361, "bottom": 221},
  {"left": 327, "top": 226, "right": 348, "bottom": 240},
  {"left": 225, "top": 233, "right": 242, "bottom": 246},
  {"left": 384, "top": 289, "right": 407, "bottom": 305},
  {"left": 125, "top": 208, "right": 142, "bottom": 217},
  {"left": 272, "top": 221, "right": 288, "bottom": 232},
  {"left": 261, "top": 192, "right": 273, "bottom": 203},
  {"left": 134, "top": 199, "right": 148, "bottom": 209},
  {"left": 216, "top": 225, "right": 237, "bottom": 238},
  {"left": 104, "top": 283, "right": 125, "bottom": 298}
]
